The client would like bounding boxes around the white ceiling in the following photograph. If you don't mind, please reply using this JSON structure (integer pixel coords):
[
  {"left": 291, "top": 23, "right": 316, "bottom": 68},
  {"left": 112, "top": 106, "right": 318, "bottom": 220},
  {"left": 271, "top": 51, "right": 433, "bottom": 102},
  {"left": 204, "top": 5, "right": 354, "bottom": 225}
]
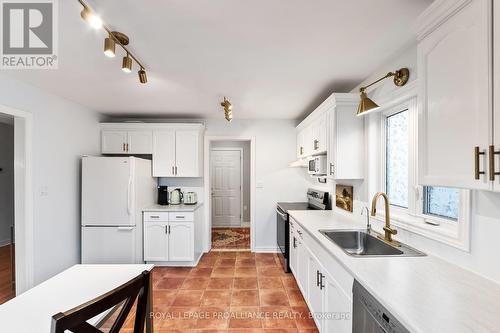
[{"left": 5, "top": 0, "right": 432, "bottom": 119}]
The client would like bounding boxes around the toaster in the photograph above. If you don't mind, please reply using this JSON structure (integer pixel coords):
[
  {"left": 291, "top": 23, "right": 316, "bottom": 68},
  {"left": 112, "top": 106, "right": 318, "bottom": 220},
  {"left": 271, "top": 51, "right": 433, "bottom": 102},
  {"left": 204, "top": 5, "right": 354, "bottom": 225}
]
[{"left": 184, "top": 192, "right": 197, "bottom": 205}]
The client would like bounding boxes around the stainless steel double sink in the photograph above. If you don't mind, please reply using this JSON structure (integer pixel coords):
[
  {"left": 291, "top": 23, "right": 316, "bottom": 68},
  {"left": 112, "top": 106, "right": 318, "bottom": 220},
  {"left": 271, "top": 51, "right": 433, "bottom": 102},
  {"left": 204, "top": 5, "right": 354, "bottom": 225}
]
[{"left": 320, "top": 230, "right": 425, "bottom": 257}]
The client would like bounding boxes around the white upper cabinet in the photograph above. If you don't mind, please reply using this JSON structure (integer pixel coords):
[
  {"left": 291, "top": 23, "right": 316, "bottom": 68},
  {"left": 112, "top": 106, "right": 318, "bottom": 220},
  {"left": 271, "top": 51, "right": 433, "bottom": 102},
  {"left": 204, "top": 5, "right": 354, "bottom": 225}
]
[
  {"left": 152, "top": 130, "right": 176, "bottom": 177},
  {"left": 153, "top": 126, "right": 204, "bottom": 178},
  {"left": 295, "top": 93, "right": 364, "bottom": 179},
  {"left": 175, "top": 130, "right": 202, "bottom": 177},
  {"left": 493, "top": 0, "right": 500, "bottom": 191},
  {"left": 127, "top": 131, "right": 153, "bottom": 154},
  {"left": 101, "top": 123, "right": 204, "bottom": 178},
  {"left": 327, "top": 94, "right": 364, "bottom": 180},
  {"left": 417, "top": 0, "right": 492, "bottom": 190},
  {"left": 101, "top": 130, "right": 128, "bottom": 154}
]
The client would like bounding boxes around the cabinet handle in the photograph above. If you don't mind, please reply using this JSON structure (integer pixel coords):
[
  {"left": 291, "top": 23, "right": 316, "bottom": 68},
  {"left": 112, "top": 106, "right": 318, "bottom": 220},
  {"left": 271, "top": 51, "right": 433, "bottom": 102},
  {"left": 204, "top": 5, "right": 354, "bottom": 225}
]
[
  {"left": 175, "top": 216, "right": 185, "bottom": 219},
  {"left": 168, "top": 225, "right": 171, "bottom": 234},
  {"left": 489, "top": 145, "right": 500, "bottom": 181},
  {"left": 165, "top": 225, "right": 168, "bottom": 234},
  {"left": 123, "top": 143, "right": 126, "bottom": 152},
  {"left": 319, "top": 273, "right": 325, "bottom": 290},
  {"left": 172, "top": 166, "right": 175, "bottom": 175},
  {"left": 474, "top": 147, "right": 486, "bottom": 180},
  {"left": 126, "top": 143, "right": 129, "bottom": 152},
  {"left": 314, "top": 140, "right": 319, "bottom": 150},
  {"left": 175, "top": 166, "right": 178, "bottom": 175},
  {"left": 316, "top": 270, "right": 320, "bottom": 287},
  {"left": 293, "top": 237, "right": 296, "bottom": 249},
  {"left": 150, "top": 215, "right": 160, "bottom": 219},
  {"left": 300, "top": 147, "right": 304, "bottom": 155},
  {"left": 330, "top": 163, "right": 334, "bottom": 176}
]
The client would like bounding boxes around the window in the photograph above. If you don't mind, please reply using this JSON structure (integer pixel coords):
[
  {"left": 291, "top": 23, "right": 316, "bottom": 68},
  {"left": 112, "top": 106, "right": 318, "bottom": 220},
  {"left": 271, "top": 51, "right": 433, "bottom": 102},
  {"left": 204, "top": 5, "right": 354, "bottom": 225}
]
[
  {"left": 385, "top": 110, "right": 409, "bottom": 208},
  {"left": 377, "top": 96, "right": 470, "bottom": 251},
  {"left": 423, "top": 186, "right": 459, "bottom": 221}
]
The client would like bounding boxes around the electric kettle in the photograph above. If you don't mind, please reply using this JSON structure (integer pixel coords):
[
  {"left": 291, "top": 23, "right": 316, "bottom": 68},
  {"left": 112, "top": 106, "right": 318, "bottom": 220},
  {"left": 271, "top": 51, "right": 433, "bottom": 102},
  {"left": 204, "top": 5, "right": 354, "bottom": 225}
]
[{"left": 169, "top": 188, "right": 183, "bottom": 205}]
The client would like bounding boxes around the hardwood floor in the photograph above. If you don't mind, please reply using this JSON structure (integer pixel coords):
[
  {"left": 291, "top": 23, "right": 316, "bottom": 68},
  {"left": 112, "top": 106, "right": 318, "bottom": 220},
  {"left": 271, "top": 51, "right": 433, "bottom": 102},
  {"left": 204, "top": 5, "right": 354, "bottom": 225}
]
[
  {"left": 111, "top": 251, "right": 318, "bottom": 332},
  {"left": 212, "top": 228, "right": 250, "bottom": 250},
  {"left": 0, "top": 244, "right": 15, "bottom": 304}
]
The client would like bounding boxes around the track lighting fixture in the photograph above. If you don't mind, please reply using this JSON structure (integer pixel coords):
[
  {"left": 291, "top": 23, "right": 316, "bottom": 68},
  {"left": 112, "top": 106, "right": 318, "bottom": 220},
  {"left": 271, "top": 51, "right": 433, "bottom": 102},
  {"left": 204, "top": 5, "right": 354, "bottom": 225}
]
[
  {"left": 357, "top": 68, "right": 410, "bottom": 116},
  {"left": 122, "top": 53, "right": 132, "bottom": 73},
  {"left": 78, "top": 0, "right": 148, "bottom": 84},
  {"left": 103, "top": 35, "right": 116, "bottom": 58},
  {"left": 220, "top": 97, "right": 233, "bottom": 122},
  {"left": 138, "top": 68, "right": 148, "bottom": 84},
  {"left": 80, "top": 7, "right": 102, "bottom": 29}
]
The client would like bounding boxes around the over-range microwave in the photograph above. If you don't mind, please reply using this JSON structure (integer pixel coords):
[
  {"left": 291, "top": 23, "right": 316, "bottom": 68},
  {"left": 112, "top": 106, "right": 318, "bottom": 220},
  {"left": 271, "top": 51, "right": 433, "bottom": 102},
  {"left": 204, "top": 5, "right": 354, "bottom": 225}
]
[{"left": 308, "top": 155, "right": 327, "bottom": 176}]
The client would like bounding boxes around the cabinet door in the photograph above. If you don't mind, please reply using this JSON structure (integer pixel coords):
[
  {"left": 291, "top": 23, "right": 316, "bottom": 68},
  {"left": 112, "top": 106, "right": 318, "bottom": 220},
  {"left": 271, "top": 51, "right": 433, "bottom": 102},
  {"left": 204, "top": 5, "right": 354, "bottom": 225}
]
[
  {"left": 327, "top": 110, "right": 336, "bottom": 179},
  {"left": 296, "top": 236, "right": 308, "bottom": 296},
  {"left": 168, "top": 222, "right": 194, "bottom": 261},
  {"left": 175, "top": 130, "right": 201, "bottom": 177},
  {"left": 152, "top": 130, "right": 176, "bottom": 177},
  {"left": 102, "top": 130, "right": 127, "bottom": 154},
  {"left": 323, "top": 270, "right": 352, "bottom": 333},
  {"left": 128, "top": 131, "right": 153, "bottom": 154},
  {"left": 307, "top": 249, "right": 323, "bottom": 329},
  {"left": 302, "top": 125, "right": 313, "bottom": 157},
  {"left": 494, "top": 0, "right": 500, "bottom": 191},
  {"left": 418, "top": 0, "right": 491, "bottom": 190},
  {"left": 143, "top": 222, "right": 169, "bottom": 261},
  {"left": 312, "top": 113, "right": 327, "bottom": 154},
  {"left": 297, "top": 130, "right": 304, "bottom": 158},
  {"left": 289, "top": 226, "right": 298, "bottom": 275}
]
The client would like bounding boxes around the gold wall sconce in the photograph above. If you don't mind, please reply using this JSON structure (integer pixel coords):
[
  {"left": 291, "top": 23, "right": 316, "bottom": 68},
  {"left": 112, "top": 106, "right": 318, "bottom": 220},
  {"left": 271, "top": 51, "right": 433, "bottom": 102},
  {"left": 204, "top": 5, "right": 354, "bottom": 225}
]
[
  {"left": 78, "top": 0, "right": 148, "bottom": 84},
  {"left": 220, "top": 97, "right": 233, "bottom": 122},
  {"left": 357, "top": 68, "right": 410, "bottom": 116}
]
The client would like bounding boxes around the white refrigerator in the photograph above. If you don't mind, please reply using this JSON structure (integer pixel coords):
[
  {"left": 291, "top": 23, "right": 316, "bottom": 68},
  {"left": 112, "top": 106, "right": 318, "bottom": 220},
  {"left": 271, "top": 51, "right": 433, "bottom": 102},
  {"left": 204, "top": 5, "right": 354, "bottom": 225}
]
[{"left": 81, "top": 156, "right": 156, "bottom": 264}]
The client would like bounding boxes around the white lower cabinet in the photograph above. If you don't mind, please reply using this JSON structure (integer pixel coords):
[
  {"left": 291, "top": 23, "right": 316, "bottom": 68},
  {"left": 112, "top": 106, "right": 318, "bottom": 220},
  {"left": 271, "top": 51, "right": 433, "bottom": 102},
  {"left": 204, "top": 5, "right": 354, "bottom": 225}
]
[
  {"left": 289, "top": 217, "right": 353, "bottom": 332},
  {"left": 168, "top": 222, "right": 194, "bottom": 261},
  {"left": 143, "top": 213, "right": 195, "bottom": 262}
]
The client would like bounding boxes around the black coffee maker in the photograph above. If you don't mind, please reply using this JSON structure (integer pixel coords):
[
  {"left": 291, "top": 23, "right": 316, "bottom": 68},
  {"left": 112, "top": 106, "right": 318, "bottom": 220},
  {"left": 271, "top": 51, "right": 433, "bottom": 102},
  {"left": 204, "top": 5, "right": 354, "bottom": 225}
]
[{"left": 157, "top": 186, "right": 169, "bottom": 205}]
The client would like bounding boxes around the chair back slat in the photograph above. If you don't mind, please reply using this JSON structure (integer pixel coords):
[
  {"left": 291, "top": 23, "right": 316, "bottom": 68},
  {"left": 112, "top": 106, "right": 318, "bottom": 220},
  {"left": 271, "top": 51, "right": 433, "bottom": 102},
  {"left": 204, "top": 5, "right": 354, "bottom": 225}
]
[{"left": 51, "top": 270, "right": 150, "bottom": 333}]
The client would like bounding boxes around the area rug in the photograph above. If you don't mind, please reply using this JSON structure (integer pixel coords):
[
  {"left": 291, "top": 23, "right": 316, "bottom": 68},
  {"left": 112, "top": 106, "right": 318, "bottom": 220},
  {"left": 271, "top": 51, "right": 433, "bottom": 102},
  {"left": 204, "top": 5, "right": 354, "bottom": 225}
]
[{"left": 212, "top": 227, "right": 250, "bottom": 250}]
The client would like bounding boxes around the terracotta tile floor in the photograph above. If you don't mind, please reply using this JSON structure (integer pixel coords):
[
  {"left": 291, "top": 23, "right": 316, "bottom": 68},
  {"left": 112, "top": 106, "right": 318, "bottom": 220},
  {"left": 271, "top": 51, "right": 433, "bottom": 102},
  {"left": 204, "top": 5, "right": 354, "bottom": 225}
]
[
  {"left": 117, "top": 251, "right": 318, "bottom": 332},
  {"left": 212, "top": 228, "right": 250, "bottom": 250}
]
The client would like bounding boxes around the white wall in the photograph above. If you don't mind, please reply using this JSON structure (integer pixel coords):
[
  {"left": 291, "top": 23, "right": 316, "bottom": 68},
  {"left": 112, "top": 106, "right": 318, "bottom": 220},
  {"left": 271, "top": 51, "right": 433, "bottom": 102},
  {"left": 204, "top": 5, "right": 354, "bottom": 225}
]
[
  {"left": 0, "top": 122, "right": 14, "bottom": 246},
  {"left": 0, "top": 75, "right": 101, "bottom": 285},
  {"left": 211, "top": 140, "right": 251, "bottom": 222},
  {"left": 205, "top": 119, "right": 310, "bottom": 251},
  {"left": 350, "top": 43, "right": 500, "bottom": 284}
]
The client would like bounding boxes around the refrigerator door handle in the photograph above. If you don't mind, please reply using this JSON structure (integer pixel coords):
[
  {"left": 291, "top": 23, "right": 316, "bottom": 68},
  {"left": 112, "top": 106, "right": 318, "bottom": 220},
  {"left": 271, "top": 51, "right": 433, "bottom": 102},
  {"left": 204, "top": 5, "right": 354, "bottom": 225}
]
[
  {"left": 117, "top": 227, "right": 134, "bottom": 231},
  {"left": 127, "top": 176, "right": 133, "bottom": 215}
]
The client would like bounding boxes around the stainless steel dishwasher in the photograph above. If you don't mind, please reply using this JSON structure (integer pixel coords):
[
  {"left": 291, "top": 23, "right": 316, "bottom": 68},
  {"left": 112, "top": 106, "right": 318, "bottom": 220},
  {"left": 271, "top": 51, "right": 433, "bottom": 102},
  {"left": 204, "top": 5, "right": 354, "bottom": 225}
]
[{"left": 352, "top": 280, "right": 409, "bottom": 333}]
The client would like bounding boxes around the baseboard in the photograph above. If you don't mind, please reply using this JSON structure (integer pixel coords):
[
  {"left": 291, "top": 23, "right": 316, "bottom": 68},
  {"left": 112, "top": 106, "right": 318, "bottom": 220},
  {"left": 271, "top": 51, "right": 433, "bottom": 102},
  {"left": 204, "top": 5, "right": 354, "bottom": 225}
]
[
  {"left": 253, "top": 246, "right": 279, "bottom": 253},
  {"left": 0, "top": 239, "right": 11, "bottom": 247}
]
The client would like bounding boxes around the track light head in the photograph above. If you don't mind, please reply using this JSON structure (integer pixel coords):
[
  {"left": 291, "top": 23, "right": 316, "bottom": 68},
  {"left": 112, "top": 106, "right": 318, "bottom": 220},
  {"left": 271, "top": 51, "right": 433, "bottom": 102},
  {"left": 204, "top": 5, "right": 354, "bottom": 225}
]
[
  {"left": 122, "top": 54, "right": 132, "bottom": 73},
  {"left": 104, "top": 36, "right": 115, "bottom": 57},
  {"left": 80, "top": 7, "right": 102, "bottom": 29},
  {"left": 138, "top": 68, "right": 147, "bottom": 84}
]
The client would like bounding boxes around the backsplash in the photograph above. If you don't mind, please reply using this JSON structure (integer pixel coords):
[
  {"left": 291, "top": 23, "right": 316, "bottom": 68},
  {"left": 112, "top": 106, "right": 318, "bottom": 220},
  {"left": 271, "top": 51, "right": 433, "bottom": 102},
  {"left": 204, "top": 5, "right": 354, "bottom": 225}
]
[{"left": 157, "top": 177, "right": 204, "bottom": 203}]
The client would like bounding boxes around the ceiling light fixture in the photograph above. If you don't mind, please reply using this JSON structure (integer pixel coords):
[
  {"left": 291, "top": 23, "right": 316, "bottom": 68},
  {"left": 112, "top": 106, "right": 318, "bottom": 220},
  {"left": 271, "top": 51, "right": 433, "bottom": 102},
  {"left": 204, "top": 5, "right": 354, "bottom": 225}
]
[
  {"left": 220, "top": 97, "right": 233, "bottom": 122},
  {"left": 80, "top": 7, "right": 102, "bottom": 29},
  {"left": 356, "top": 68, "right": 410, "bottom": 116},
  {"left": 138, "top": 68, "right": 148, "bottom": 84},
  {"left": 78, "top": 0, "right": 148, "bottom": 84},
  {"left": 103, "top": 34, "right": 116, "bottom": 57},
  {"left": 122, "top": 53, "right": 132, "bottom": 73}
]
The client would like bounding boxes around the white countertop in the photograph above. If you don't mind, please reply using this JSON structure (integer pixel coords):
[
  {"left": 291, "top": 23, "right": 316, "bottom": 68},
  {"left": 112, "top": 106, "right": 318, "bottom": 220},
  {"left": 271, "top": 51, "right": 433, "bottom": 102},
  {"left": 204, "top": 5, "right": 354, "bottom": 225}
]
[
  {"left": 143, "top": 202, "right": 203, "bottom": 212},
  {"left": 0, "top": 264, "right": 153, "bottom": 333},
  {"left": 288, "top": 210, "right": 500, "bottom": 333}
]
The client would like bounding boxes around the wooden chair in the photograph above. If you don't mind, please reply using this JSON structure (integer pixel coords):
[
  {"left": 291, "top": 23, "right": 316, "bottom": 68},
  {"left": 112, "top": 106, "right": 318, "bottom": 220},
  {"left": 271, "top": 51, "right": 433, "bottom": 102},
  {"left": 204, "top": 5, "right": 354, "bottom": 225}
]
[{"left": 51, "top": 270, "right": 151, "bottom": 333}]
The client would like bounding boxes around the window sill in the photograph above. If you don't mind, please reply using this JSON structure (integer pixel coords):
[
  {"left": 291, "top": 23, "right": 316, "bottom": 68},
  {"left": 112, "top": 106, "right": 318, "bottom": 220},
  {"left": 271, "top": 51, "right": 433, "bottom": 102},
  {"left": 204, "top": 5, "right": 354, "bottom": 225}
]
[{"left": 372, "top": 211, "right": 470, "bottom": 252}]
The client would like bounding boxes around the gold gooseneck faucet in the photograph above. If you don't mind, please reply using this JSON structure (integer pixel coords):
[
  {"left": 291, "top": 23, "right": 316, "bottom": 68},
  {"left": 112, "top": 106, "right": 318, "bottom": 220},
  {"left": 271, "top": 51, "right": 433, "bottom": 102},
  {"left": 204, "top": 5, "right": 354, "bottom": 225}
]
[{"left": 370, "top": 192, "right": 399, "bottom": 245}]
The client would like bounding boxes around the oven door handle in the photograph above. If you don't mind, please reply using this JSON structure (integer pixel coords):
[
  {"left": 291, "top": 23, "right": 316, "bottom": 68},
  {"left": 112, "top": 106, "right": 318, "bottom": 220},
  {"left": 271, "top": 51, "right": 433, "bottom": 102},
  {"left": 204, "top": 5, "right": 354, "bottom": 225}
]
[{"left": 276, "top": 209, "right": 287, "bottom": 219}]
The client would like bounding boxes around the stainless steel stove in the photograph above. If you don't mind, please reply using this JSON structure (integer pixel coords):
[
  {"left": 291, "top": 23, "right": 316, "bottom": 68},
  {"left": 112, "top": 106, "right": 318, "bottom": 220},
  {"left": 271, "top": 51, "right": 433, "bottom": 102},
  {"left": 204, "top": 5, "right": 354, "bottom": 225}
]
[{"left": 276, "top": 189, "right": 329, "bottom": 272}]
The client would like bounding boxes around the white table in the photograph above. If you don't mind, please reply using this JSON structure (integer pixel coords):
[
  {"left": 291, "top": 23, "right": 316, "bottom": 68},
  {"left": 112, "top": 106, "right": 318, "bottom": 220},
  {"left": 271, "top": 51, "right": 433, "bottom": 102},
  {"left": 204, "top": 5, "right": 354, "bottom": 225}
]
[{"left": 0, "top": 264, "right": 154, "bottom": 333}]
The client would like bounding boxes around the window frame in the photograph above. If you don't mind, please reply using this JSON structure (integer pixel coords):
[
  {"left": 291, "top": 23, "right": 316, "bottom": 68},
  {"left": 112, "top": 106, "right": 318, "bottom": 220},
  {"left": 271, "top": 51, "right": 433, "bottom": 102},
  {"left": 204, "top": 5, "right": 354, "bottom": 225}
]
[{"left": 376, "top": 95, "right": 471, "bottom": 252}]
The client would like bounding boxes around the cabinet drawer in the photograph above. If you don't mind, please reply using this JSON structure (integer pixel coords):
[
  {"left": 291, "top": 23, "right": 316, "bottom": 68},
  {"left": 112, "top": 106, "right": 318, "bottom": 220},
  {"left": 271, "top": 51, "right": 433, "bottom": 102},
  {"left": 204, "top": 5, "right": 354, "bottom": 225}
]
[
  {"left": 144, "top": 212, "right": 169, "bottom": 222},
  {"left": 168, "top": 212, "right": 194, "bottom": 222}
]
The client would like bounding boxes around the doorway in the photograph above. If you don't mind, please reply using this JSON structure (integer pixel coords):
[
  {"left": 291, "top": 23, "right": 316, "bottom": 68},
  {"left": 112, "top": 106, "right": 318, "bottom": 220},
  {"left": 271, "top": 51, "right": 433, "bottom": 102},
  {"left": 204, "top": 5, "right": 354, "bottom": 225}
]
[
  {"left": 0, "top": 115, "right": 15, "bottom": 304},
  {"left": 209, "top": 141, "right": 252, "bottom": 251}
]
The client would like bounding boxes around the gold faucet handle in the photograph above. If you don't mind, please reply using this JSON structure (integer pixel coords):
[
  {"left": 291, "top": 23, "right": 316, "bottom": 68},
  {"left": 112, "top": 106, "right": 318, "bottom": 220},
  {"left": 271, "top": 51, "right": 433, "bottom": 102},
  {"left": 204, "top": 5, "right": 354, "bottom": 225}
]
[{"left": 383, "top": 226, "right": 397, "bottom": 235}]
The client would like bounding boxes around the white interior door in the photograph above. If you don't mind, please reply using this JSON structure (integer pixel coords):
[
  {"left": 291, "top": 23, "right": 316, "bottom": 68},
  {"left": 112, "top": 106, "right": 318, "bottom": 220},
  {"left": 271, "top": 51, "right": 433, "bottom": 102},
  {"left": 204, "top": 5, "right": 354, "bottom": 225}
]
[
  {"left": 211, "top": 149, "right": 242, "bottom": 227},
  {"left": 82, "top": 157, "right": 133, "bottom": 226}
]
